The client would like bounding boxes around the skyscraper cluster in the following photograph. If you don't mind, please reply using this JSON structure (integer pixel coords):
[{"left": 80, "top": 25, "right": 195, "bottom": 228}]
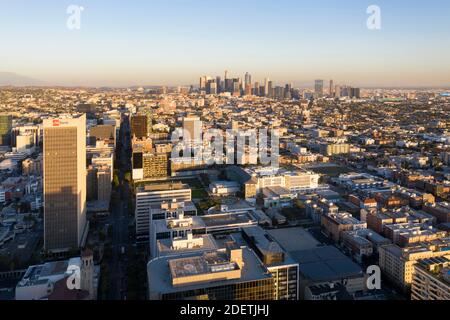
[
  {"left": 335, "top": 85, "right": 361, "bottom": 99},
  {"left": 315, "top": 80, "right": 360, "bottom": 99},
  {"left": 200, "top": 71, "right": 295, "bottom": 99}
]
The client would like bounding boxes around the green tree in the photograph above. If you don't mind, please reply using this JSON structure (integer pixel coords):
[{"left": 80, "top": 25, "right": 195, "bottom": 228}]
[{"left": 113, "top": 173, "right": 120, "bottom": 188}]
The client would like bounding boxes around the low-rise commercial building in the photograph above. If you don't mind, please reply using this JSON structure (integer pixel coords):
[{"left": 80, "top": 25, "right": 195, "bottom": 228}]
[
  {"left": 423, "top": 202, "right": 450, "bottom": 223},
  {"left": 383, "top": 223, "right": 447, "bottom": 247},
  {"left": 15, "top": 251, "right": 97, "bottom": 300},
  {"left": 226, "top": 166, "right": 320, "bottom": 201},
  {"left": 342, "top": 228, "right": 390, "bottom": 259},
  {"left": 209, "top": 181, "right": 240, "bottom": 196},
  {"left": 321, "top": 212, "right": 367, "bottom": 243}
]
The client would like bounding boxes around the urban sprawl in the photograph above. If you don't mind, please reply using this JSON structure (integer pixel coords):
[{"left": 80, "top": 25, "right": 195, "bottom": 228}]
[{"left": 0, "top": 73, "right": 449, "bottom": 301}]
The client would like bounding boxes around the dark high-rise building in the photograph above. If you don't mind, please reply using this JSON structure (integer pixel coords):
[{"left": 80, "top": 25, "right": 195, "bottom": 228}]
[
  {"left": 285, "top": 84, "right": 292, "bottom": 99},
  {"left": 233, "top": 78, "right": 241, "bottom": 95},
  {"left": 86, "top": 166, "right": 98, "bottom": 201},
  {"left": 315, "top": 80, "right": 324, "bottom": 96},
  {"left": 131, "top": 115, "right": 148, "bottom": 139},
  {"left": 244, "top": 72, "right": 252, "bottom": 88},
  {"left": 225, "top": 78, "right": 234, "bottom": 93},
  {"left": 199, "top": 76, "right": 207, "bottom": 91},
  {"left": 259, "top": 85, "right": 266, "bottom": 97},
  {"left": 350, "top": 87, "right": 361, "bottom": 99},
  {"left": 274, "top": 86, "right": 284, "bottom": 99},
  {"left": 335, "top": 85, "right": 342, "bottom": 97},
  {"left": 0, "top": 115, "right": 12, "bottom": 146},
  {"left": 341, "top": 86, "right": 349, "bottom": 97},
  {"left": 216, "top": 76, "right": 222, "bottom": 93},
  {"left": 224, "top": 70, "right": 229, "bottom": 92},
  {"left": 268, "top": 81, "right": 273, "bottom": 98},
  {"left": 254, "top": 82, "right": 260, "bottom": 96},
  {"left": 206, "top": 79, "right": 217, "bottom": 94}
]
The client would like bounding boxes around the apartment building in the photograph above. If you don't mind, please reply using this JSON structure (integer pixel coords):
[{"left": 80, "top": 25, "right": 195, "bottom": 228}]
[
  {"left": 321, "top": 212, "right": 367, "bottom": 243},
  {"left": 423, "top": 202, "right": 450, "bottom": 223},
  {"left": 411, "top": 257, "right": 450, "bottom": 300},
  {"left": 378, "top": 239, "right": 450, "bottom": 290}
]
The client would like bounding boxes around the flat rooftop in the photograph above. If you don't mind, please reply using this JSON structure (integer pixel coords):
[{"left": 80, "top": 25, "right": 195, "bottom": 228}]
[
  {"left": 148, "top": 247, "right": 272, "bottom": 295},
  {"left": 434, "top": 202, "right": 450, "bottom": 209},
  {"left": 153, "top": 217, "right": 205, "bottom": 234},
  {"left": 150, "top": 201, "right": 196, "bottom": 212},
  {"left": 344, "top": 233, "right": 372, "bottom": 246},
  {"left": 316, "top": 189, "right": 341, "bottom": 199},
  {"left": 157, "top": 234, "right": 218, "bottom": 256},
  {"left": 210, "top": 181, "right": 240, "bottom": 188},
  {"left": 352, "top": 178, "right": 378, "bottom": 184},
  {"left": 136, "top": 182, "right": 190, "bottom": 193},
  {"left": 16, "top": 258, "right": 81, "bottom": 288},
  {"left": 417, "top": 257, "right": 450, "bottom": 285},
  {"left": 239, "top": 227, "right": 298, "bottom": 267},
  {"left": 169, "top": 251, "right": 237, "bottom": 279},
  {"left": 201, "top": 212, "right": 256, "bottom": 228},
  {"left": 349, "top": 229, "right": 390, "bottom": 244},
  {"left": 262, "top": 186, "right": 293, "bottom": 197},
  {"left": 290, "top": 246, "right": 364, "bottom": 282},
  {"left": 328, "top": 213, "right": 363, "bottom": 225},
  {"left": 245, "top": 166, "right": 315, "bottom": 178},
  {"left": 207, "top": 199, "right": 254, "bottom": 214},
  {"left": 267, "top": 227, "right": 321, "bottom": 252},
  {"left": 242, "top": 226, "right": 284, "bottom": 255},
  {"left": 19, "top": 261, "right": 66, "bottom": 287}
]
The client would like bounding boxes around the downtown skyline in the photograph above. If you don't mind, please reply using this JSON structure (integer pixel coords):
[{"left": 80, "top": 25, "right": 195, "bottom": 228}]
[{"left": 1, "top": 0, "right": 450, "bottom": 87}]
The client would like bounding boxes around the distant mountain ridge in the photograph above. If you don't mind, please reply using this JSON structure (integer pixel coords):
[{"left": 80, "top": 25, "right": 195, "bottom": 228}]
[{"left": 0, "top": 72, "right": 45, "bottom": 86}]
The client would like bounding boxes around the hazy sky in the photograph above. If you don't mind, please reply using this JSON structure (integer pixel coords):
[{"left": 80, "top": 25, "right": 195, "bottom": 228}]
[{"left": 1, "top": 0, "right": 450, "bottom": 87}]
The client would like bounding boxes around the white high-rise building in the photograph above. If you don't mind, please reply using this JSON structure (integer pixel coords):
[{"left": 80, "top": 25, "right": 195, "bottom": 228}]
[
  {"left": 135, "top": 183, "right": 193, "bottom": 240},
  {"left": 264, "top": 78, "right": 270, "bottom": 97}
]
